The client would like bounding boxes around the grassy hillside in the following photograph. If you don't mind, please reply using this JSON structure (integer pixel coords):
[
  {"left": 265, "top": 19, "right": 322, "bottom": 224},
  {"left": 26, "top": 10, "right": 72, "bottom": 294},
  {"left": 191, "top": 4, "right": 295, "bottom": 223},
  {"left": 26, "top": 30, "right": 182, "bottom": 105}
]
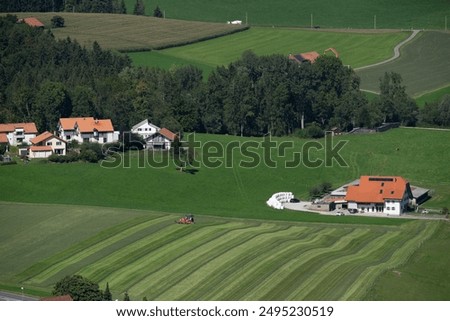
[
  {"left": 1, "top": 202, "right": 446, "bottom": 300},
  {"left": 0, "top": 128, "right": 449, "bottom": 220},
  {"left": 415, "top": 85, "right": 450, "bottom": 107},
  {"left": 13, "top": 12, "right": 247, "bottom": 51},
  {"left": 128, "top": 28, "right": 409, "bottom": 71},
  {"left": 125, "top": 0, "right": 450, "bottom": 29},
  {"left": 357, "top": 31, "right": 450, "bottom": 97}
]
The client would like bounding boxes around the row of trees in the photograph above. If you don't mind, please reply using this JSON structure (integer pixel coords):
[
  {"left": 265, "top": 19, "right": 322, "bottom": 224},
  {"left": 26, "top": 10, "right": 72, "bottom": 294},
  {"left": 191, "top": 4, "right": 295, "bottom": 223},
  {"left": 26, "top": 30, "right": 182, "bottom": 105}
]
[
  {"left": 0, "top": 0, "right": 163, "bottom": 17},
  {"left": 0, "top": 16, "right": 448, "bottom": 137}
]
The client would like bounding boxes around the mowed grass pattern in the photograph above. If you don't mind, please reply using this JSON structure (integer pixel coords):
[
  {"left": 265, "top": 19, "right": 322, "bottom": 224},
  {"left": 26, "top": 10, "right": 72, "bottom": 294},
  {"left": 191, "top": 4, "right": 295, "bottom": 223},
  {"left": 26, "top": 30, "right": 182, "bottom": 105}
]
[
  {"left": 129, "top": 28, "right": 409, "bottom": 71},
  {"left": 15, "top": 209, "right": 439, "bottom": 300}
]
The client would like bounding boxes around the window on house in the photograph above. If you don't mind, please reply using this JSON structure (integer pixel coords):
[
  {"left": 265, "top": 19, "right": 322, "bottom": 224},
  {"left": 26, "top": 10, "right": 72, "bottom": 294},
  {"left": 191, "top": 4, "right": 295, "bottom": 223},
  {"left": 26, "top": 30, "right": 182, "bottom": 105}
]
[
  {"left": 47, "top": 142, "right": 52, "bottom": 146},
  {"left": 138, "top": 128, "right": 142, "bottom": 131},
  {"left": 379, "top": 189, "right": 383, "bottom": 194},
  {"left": 83, "top": 138, "right": 89, "bottom": 143},
  {"left": 56, "top": 141, "right": 62, "bottom": 146},
  {"left": 66, "top": 135, "right": 71, "bottom": 140}
]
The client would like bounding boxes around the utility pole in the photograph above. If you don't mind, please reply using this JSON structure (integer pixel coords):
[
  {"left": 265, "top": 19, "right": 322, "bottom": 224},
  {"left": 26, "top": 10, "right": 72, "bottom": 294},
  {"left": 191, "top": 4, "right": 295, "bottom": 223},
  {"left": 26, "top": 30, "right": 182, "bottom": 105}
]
[
  {"left": 311, "top": 13, "right": 313, "bottom": 29},
  {"left": 246, "top": 12, "right": 248, "bottom": 25},
  {"left": 446, "top": 16, "right": 448, "bottom": 31},
  {"left": 374, "top": 15, "right": 376, "bottom": 29}
]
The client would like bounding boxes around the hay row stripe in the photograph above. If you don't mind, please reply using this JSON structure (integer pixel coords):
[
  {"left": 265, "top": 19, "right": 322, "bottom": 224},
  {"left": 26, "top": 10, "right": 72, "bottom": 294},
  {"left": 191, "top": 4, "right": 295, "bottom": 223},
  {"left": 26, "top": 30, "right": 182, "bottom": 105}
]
[
  {"left": 252, "top": 228, "right": 381, "bottom": 300},
  {"left": 161, "top": 227, "right": 336, "bottom": 301},
  {"left": 127, "top": 223, "right": 287, "bottom": 296},
  {"left": 340, "top": 221, "right": 440, "bottom": 300},
  {"left": 26, "top": 216, "right": 173, "bottom": 284},
  {"left": 90, "top": 221, "right": 262, "bottom": 287},
  {"left": 149, "top": 225, "right": 310, "bottom": 300},
  {"left": 289, "top": 230, "right": 402, "bottom": 300},
  {"left": 239, "top": 228, "right": 372, "bottom": 300},
  {"left": 16, "top": 215, "right": 162, "bottom": 281},
  {"left": 100, "top": 221, "right": 253, "bottom": 289}
]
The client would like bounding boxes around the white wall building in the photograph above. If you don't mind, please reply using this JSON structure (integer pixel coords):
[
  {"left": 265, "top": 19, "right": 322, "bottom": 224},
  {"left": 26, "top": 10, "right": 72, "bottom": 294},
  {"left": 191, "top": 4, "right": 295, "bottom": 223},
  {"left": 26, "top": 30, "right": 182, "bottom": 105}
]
[
  {"left": 0, "top": 122, "right": 38, "bottom": 146},
  {"left": 28, "top": 131, "right": 66, "bottom": 159},
  {"left": 58, "top": 117, "right": 119, "bottom": 144}
]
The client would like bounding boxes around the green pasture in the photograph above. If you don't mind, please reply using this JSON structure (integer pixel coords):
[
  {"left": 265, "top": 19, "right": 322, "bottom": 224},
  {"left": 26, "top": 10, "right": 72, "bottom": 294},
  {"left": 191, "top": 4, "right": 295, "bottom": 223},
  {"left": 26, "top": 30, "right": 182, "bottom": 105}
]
[
  {"left": 13, "top": 12, "right": 246, "bottom": 51},
  {"left": 0, "top": 202, "right": 446, "bottom": 300},
  {"left": 0, "top": 128, "right": 449, "bottom": 220},
  {"left": 415, "top": 85, "right": 450, "bottom": 107},
  {"left": 124, "top": 0, "right": 450, "bottom": 29},
  {"left": 357, "top": 31, "right": 450, "bottom": 97},
  {"left": 128, "top": 28, "right": 409, "bottom": 71}
]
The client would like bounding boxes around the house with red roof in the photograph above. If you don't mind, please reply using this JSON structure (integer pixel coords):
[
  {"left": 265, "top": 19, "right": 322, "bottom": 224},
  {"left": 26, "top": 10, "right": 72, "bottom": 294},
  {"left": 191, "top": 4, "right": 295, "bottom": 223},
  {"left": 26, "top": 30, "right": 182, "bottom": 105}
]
[
  {"left": 345, "top": 176, "right": 413, "bottom": 215},
  {"left": 58, "top": 117, "right": 119, "bottom": 144},
  {"left": 28, "top": 131, "right": 66, "bottom": 159},
  {"left": 0, "top": 122, "right": 38, "bottom": 146},
  {"left": 288, "top": 51, "right": 321, "bottom": 64},
  {"left": 131, "top": 119, "right": 177, "bottom": 150},
  {"left": 19, "top": 17, "right": 45, "bottom": 28}
]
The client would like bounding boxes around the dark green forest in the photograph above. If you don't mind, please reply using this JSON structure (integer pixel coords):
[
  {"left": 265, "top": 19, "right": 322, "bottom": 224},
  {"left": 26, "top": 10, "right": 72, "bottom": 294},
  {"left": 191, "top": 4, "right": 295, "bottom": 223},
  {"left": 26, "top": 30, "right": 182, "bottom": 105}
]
[
  {"left": 0, "top": 15, "right": 448, "bottom": 136},
  {"left": 0, "top": 0, "right": 127, "bottom": 14}
]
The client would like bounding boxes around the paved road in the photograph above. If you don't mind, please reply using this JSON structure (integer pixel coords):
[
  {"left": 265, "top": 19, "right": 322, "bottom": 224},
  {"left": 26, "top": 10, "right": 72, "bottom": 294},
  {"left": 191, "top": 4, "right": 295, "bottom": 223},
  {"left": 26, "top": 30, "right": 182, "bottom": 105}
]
[
  {"left": 0, "top": 291, "right": 37, "bottom": 301},
  {"left": 355, "top": 29, "right": 421, "bottom": 71}
]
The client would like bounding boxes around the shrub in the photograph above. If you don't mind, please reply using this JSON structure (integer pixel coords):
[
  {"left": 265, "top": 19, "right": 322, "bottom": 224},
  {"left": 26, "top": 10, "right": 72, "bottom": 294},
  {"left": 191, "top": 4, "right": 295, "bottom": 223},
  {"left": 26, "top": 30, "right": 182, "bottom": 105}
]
[
  {"left": 51, "top": 15, "right": 65, "bottom": 28},
  {"left": 296, "top": 124, "right": 325, "bottom": 139},
  {"left": 80, "top": 149, "right": 98, "bottom": 163}
]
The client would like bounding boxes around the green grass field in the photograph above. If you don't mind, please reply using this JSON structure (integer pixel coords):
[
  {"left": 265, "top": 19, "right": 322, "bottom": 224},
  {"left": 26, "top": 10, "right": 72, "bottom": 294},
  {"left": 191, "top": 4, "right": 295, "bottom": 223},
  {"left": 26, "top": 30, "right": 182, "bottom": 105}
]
[
  {"left": 13, "top": 12, "right": 246, "bottom": 51},
  {"left": 1, "top": 129, "right": 449, "bottom": 300},
  {"left": 357, "top": 31, "right": 450, "bottom": 97},
  {"left": 124, "top": 0, "right": 450, "bottom": 29},
  {"left": 415, "top": 85, "right": 450, "bottom": 107},
  {"left": 0, "top": 202, "right": 446, "bottom": 300},
  {"left": 0, "top": 129, "right": 449, "bottom": 218},
  {"left": 128, "top": 28, "right": 409, "bottom": 71}
]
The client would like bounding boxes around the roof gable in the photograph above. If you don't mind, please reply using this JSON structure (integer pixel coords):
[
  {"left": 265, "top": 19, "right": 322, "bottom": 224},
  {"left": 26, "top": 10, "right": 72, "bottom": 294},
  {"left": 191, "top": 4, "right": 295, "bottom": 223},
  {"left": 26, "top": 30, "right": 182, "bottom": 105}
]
[
  {"left": 0, "top": 122, "right": 38, "bottom": 134},
  {"left": 159, "top": 128, "right": 177, "bottom": 141},
  {"left": 31, "top": 131, "right": 65, "bottom": 145},
  {"left": 22, "top": 17, "right": 45, "bottom": 28},
  {"left": 0, "top": 133, "right": 8, "bottom": 144}
]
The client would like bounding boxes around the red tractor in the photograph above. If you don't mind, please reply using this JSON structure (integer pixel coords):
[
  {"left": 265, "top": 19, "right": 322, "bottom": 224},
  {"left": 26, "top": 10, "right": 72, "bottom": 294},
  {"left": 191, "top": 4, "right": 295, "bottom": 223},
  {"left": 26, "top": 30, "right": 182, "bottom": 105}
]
[{"left": 176, "top": 214, "right": 195, "bottom": 224}]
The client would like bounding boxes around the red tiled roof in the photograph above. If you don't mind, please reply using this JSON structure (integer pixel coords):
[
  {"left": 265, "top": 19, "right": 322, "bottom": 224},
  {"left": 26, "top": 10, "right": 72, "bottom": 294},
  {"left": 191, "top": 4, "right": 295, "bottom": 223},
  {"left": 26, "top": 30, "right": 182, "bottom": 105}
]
[
  {"left": 40, "top": 294, "right": 73, "bottom": 301},
  {"left": 23, "top": 17, "right": 45, "bottom": 28},
  {"left": 30, "top": 131, "right": 53, "bottom": 145},
  {"left": 0, "top": 122, "right": 38, "bottom": 134},
  {"left": 159, "top": 128, "right": 177, "bottom": 141},
  {"left": 0, "top": 133, "right": 8, "bottom": 144},
  {"left": 289, "top": 51, "right": 320, "bottom": 63},
  {"left": 59, "top": 117, "right": 115, "bottom": 133},
  {"left": 30, "top": 146, "right": 53, "bottom": 152},
  {"left": 346, "top": 176, "right": 410, "bottom": 203}
]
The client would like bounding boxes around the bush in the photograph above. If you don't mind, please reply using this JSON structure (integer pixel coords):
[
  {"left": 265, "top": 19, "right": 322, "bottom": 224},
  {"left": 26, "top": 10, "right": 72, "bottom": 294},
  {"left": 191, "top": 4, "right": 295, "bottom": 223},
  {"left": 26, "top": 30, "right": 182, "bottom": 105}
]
[
  {"left": 51, "top": 15, "right": 65, "bottom": 28},
  {"left": 296, "top": 124, "right": 325, "bottom": 139},
  {"left": 80, "top": 149, "right": 98, "bottom": 163}
]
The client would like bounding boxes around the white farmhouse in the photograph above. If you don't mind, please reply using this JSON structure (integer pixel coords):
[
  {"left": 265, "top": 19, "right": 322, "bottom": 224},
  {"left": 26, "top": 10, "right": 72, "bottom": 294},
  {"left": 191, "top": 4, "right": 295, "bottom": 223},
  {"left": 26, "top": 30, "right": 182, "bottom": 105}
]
[
  {"left": 58, "top": 117, "right": 119, "bottom": 144},
  {"left": 130, "top": 119, "right": 177, "bottom": 150},
  {"left": 131, "top": 119, "right": 160, "bottom": 140},
  {"left": 28, "top": 131, "right": 66, "bottom": 159},
  {"left": 345, "top": 176, "right": 413, "bottom": 215}
]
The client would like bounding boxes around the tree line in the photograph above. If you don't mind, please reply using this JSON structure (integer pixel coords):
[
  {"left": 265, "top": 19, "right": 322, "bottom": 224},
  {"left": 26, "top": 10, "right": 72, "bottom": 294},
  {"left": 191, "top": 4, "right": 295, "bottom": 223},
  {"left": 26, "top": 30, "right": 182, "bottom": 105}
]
[{"left": 0, "top": 15, "right": 448, "bottom": 137}]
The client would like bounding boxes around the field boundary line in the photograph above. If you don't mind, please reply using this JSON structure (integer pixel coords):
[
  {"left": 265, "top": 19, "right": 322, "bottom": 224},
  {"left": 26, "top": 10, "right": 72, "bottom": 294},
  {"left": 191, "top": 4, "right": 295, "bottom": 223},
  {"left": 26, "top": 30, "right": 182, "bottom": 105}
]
[{"left": 355, "top": 30, "right": 421, "bottom": 71}]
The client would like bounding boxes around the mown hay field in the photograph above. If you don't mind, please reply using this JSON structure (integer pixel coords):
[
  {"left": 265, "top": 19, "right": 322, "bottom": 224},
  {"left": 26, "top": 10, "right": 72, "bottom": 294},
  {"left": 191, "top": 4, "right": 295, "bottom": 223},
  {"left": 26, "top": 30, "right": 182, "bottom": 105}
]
[
  {"left": 357, "top": 31, "right": 450, "bottom": 97},
  {"left": 1, "top": 202, "right": 445, "bottom": 300},
  {"left": 13, "top": 12, "right": 247, "bottom": 51},
  {"left": 124, "top": 0, "right": 450, "bottom": 29}
]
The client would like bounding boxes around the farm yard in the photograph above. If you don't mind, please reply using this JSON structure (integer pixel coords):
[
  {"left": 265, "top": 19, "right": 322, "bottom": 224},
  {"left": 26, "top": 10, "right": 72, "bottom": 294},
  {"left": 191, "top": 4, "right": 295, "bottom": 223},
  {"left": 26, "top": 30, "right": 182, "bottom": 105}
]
[{"left": 0, "top": 202, "right": 446, "bottom": 300}]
